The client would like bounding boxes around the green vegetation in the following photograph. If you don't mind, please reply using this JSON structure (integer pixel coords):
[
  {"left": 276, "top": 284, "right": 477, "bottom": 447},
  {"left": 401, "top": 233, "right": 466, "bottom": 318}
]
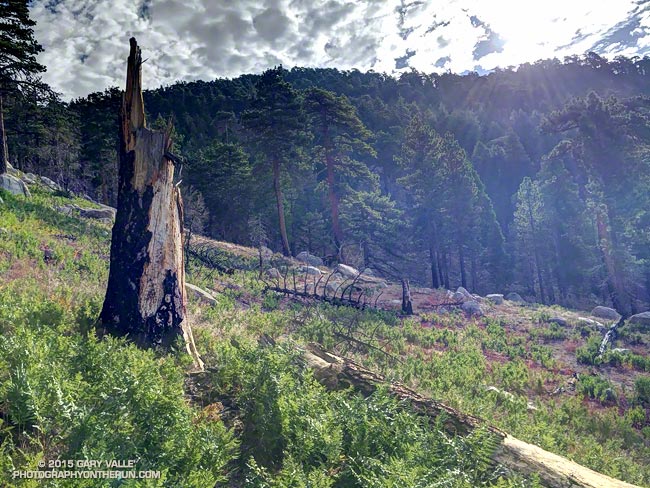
[{"left": 2, "top": 190, "right": 650, "bottom": 486}]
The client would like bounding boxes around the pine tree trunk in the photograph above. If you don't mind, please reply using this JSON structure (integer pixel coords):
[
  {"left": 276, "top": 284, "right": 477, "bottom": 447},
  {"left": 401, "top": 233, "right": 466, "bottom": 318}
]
[
  {"left": 99, "top": 38, "right": 202, "bottom": 369},
  {"left": 595, "top": 204, "right": 630, "bottom": 316},
  {"left": 429, "top": 244, "right": 440, "bottom": 289},
  {"left": 459, "top": 245, "right": 467, "bottom": 289},
  {"left": 272, "top": 156, "right": 291, "bottom": 256},
  {"left": 526, "top": 197, "right": 546, "bottom": 304},
  {"left": 0, "top": 94, "right": 8, "bottom": 174},
  {"left": 324, "top": 141, "right": 344, "bottom": 256}
]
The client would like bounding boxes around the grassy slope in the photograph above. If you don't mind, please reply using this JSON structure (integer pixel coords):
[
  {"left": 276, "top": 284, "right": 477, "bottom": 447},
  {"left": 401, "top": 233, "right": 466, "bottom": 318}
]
[{"left": 1, "top": 187, "right": 649, "bottom": 487}]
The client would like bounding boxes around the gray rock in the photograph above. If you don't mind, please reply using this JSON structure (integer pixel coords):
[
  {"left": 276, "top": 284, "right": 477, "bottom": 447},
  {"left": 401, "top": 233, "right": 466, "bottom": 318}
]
[
  {"left": 22, "top": 173, "right": 38, "bottom": 184},
  {"left": 548, "top": 317, "right": 567, "bottom": 327},
  {"left": 296, "top": 251, "right": 323, "bottom": 267},
  {"left": 56, "top": 205, "right": 73, "bottom": 216},
  {"left": 628, "top": 312, "right": 650, "bottom": 328},
  {"left": 486, "top": 293, "right": 504, "bottom": 305},
  {"left": 265, "top": 267, "right": 282, "bottom": 280},
  {"left": 451, "top": 291, "right": 466, "bottom": 302},
  {"left": 0, "top": 195, "right": 3, "bottom": 205},
  {"left": 505, "top": 292, "right": 525, "bottom": 303},
  {"left": 39, "top": 176, "right": 62, "bottom": 192},
  {"left": 363, "top": 268, "right": 375, "bottom": 276},
  {"left": 57, "top": 203, "right": 116, "bottom": 220},
  {"left": 299, "top": 265, "right": 322, "bottom": 276},
  {"left": 336, "top": 263, "right": 359, "bottom": 278},
  {"left": 325, "top": 281, "right": 342, "bottom": 295},
  {"left": 0, "top": 174, "right": 31, "bottom": 197},
  {"left": 185, "top": 283, "right": 217, "bottom": 305},
  {"left": 77, "top": 206, "right": 116, "bottom": 220},
  {"left": 461, "top": 300, "right": 483, "bottom": 316},
  {"left": 591, "top": 306, "right": 621, "bottom": 321},
  {"left": 456, "top": 286, "right": 472, "bottom": 298}
]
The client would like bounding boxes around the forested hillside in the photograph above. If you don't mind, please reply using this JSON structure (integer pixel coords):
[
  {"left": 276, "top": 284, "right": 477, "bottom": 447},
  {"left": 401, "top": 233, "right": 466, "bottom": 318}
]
[{"left": 4, "top": 53, "right": 650, "bottom": 314}]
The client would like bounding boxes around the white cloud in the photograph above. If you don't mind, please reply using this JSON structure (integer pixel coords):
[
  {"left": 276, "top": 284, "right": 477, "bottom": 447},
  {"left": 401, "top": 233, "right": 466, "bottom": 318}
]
[{"left": 30, "top": 0, "right": 650, "bottom": 100}]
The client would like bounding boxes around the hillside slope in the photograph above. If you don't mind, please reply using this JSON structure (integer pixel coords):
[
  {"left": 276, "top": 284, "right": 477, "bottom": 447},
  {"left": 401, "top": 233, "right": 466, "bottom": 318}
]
[{"left": 1, "top": 183, "right": 650, "bottom": 486}]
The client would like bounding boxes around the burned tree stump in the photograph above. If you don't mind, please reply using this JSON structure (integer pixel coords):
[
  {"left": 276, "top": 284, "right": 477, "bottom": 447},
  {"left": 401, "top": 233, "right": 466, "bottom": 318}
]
[{"left": 100, "top": 38, "right": 202, "bottom": 369}]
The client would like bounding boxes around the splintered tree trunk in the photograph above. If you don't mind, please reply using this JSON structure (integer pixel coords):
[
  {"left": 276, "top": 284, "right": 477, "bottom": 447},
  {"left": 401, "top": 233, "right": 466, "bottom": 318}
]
[
  {"left": 401, "top": 278, "right": 413, "bottom": 315},
  {"left": 302, "top": 343, "right": 639, "bottom": 488},
  {"left": 99, "top": 38, "right": 202, "bottom": 369},
  {"left": 0, "top": 94, "right": 8, "bottom": 174}
]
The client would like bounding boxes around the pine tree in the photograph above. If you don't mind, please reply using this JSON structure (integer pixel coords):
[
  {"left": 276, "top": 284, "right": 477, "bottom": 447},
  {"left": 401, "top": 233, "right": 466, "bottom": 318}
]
[
  {"left": 542, "top": 93, "right": 650, "bottom": 314},
  {"left": 304, "top": 88, "right": 376, "bottom": 261},
  {"left": 0, "top": 0, "right": 47, "bottom": 173},
  {"left": 512, "top": 177, "right": 550, "bottom": 302},
  {"left": 242, "top": 67, "right": 306, "bottom": 256}
]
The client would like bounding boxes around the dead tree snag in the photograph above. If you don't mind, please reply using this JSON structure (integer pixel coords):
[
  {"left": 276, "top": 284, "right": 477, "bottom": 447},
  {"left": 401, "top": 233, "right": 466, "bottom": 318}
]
[{"left": 99, "top": 38, "right": 202, "bottom": 369}]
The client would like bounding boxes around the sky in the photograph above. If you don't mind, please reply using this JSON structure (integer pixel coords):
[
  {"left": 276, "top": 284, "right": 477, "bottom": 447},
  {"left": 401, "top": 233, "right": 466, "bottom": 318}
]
[{"left": 30, "top": 0, "right": 650, "bottom": 100}]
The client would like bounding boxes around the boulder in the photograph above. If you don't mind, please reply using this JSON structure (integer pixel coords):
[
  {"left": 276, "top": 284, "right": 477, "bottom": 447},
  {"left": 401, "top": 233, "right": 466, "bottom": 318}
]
[
  {"left": 591, "top": 306, "right": 620, "bottom": 321},
  {"left": 548, "top": 317, "right": 567, "bottom": 327},
  {"left": 265, "top": 267, "right": 282, "bottom": 280},
  {"left": 39, "top": 176, "right": 62, "bottom": 192},
  {"left": 299, "top": 265, "right": 322, "bottom": 276},
  {"left": 451, "top": 291, "right": 466, "bottom": 302},
  {"left": 505, "top": 292, "right": 525, "bottom": 303},
  {"left": 336, "top": 263, "right": 359, "bottom": 279},
  {"left": 325, "top": 281, "right": 343, "bottom": 295},
  {"left": 296, "top": 251, "right": 323, "bottom": 267},
  {"left": 0, "top": 174, "right": 31, "bottom": 197},
  {"left": 461, "top": 300, "right": 483, "bottom": 316},
  {"left": 456, "top": 286, "right": 472, "bottom": 298},
  {"left": 77, "top": 206, "right": 116, "bottom": 220},
  {"left": 56, "top": 203, "right": 116, "bottom": 220},
  {"left": 486, "top": 293, "right": 504, "bottom": 305},
  {"left": 185, "top": 283, "right": 217, "bottom": 305},
  {"left": 363, "top": 268, "right": 375, "bottom": 276},
  {"left": 628, "top": 312, "right": 650, "bottom": 329},
  {"left": 22, "top": 173, "right": 38, "bottom": 185}
]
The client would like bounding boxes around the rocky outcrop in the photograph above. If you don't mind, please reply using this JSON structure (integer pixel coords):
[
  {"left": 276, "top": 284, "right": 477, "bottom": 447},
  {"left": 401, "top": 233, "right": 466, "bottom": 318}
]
[
  {"left": 506, "top": 292, "right": 525, "bottom": 303},
  {"left": 56, "top": 203, "right": 116, "bottom": 221},
  {"left": 0, "top": 174, "right": 31, "bottom": 198},
  {"left": 40, "top": 176, "right": 63, "bottom": 192},
  {"left": 591, "top": 306, "right": 621, "bottom": 321},
  {"left": 296, "top": 251, "right": 323, "bottom": 267},
  {"left": 456, "top": 286, "right": 472, "bottom": 298},
  {"left": 628, "top": 312, "right": 650, "bottom": 329},
  {"left": 486, "top": 294, "right": 504, "bottom": 305},
  {"left": 462, "top": 300, "right": 483, "bottom": 316}
]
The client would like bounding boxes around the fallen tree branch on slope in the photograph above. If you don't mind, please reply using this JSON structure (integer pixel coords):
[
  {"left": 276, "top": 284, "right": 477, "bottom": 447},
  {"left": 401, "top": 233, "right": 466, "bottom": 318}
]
[{"left": 300, "top": 342, "right": 639, "bottom": 488}]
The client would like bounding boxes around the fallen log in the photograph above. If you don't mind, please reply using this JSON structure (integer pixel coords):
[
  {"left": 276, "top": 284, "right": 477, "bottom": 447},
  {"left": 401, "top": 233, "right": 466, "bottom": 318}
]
[{"left": 301, "top": 342, "right": 639, "bottom": 488}]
